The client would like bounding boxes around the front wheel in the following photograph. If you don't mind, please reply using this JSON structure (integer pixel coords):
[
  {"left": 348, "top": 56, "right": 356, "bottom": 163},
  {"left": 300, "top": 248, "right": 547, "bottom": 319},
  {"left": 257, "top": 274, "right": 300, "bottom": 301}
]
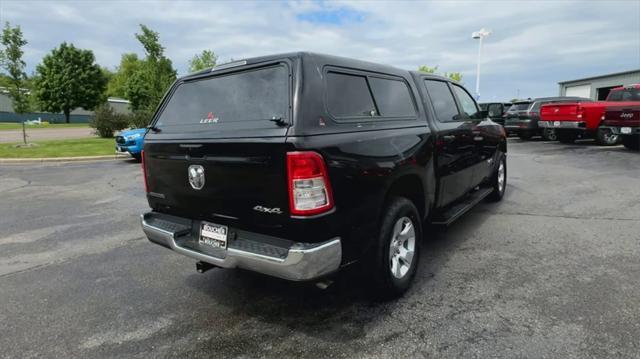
[
  {"left": 487, "top": 155, "right": 507, "bottom": 202},
  {"left": 543, "top": 128, "right": 558, "bottom": 141},
  {"left": 596, "top": 127, "right": 621, "bottom": 146},
  {"left": 370, "top": 197, "right": 421, "bottom": 299}
]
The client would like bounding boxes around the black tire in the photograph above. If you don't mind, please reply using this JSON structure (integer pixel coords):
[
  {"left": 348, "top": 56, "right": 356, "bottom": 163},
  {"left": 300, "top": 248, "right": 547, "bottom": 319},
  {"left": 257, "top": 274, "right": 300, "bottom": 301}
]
[
  {"left": 518, "top": 132, "right": 533, "bottom": 140},
  {"left": 487, "top": 155, "right": 507, "bottom": 202},
  {"left": 131, "top": 153, "right": 142, "bottom": 162},
  {"left": 543, "top": 128, "right": 558, "bottom": 141},
  {"left": 622, "top": 135, "right": 640, "bottom": 151},
  {"left": 557, "top": 131, "right": 576, "bottom": 144},
  {"left": 596, "top": 127, "right": 621, "bottom": 146},
  {"left": 370, "top": 197, "right": 421, "bottom": 299}
]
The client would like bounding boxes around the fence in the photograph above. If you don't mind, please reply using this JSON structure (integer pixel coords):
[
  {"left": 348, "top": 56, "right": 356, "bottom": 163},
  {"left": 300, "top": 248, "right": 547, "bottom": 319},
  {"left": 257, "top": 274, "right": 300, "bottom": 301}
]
[{"left": 0, "top": 112, "right": 93, "bottom": 124}]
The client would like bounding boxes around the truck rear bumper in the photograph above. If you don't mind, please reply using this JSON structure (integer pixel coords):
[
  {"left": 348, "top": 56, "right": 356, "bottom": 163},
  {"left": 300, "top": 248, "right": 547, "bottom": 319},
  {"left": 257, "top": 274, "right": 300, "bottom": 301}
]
[
  {"left": 599, "top": 125, "right": 640, "bottom": 135},
  {"left": 539, "top": 120, "right": 587, "bottom": 129},
  {"left": 141, "top": 211, "right": 342, "bottom": 281}
]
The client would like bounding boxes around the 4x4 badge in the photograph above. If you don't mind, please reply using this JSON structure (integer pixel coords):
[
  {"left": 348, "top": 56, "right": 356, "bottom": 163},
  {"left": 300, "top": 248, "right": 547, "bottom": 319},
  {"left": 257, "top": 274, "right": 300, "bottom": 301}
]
[{"left": 188, "top": 165, "right": 205, "bottom": 190}]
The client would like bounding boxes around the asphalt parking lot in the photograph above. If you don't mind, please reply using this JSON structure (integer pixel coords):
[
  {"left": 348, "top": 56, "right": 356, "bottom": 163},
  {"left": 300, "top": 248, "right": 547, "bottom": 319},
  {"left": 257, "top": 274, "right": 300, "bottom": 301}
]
[{"left": 1, "top": 139, "right": 639, "bottom": 358}]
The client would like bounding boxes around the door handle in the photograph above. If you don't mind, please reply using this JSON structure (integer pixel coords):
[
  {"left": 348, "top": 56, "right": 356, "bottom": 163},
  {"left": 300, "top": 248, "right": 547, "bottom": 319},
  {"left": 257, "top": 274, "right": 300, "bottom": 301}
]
[
  {"left": 473, "top": 136, "right": 484, "bottom": 142},
  {"left": 442, "top": 135, "right": 456, "bottom": 143}
]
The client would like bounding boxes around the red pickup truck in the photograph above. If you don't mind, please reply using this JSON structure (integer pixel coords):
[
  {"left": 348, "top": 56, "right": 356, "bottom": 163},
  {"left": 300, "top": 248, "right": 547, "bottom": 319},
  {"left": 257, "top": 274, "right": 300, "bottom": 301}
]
[
  {"left": 539, "top": 84, "right": 640, "bottom": 145},
  {"left": 601, "top": 105, "right": 640, "bottom": 150}
]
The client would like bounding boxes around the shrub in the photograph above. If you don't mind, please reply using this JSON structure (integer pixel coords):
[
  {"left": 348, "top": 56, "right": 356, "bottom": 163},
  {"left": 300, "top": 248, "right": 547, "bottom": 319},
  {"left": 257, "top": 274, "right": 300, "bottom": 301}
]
[
  {"left": 128, "top": 110, "right": 153, "bottom": 129},
  {"left": 89, "top": 104, "right": 129, "bottom": 138}
]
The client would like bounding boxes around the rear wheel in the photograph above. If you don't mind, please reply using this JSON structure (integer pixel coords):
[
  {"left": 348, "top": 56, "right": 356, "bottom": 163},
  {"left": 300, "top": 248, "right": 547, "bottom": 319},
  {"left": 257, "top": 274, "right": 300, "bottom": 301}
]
[
  {"left": 622, "top": 135, "right": 640, "bottom": 150},
  {"left": 131, "top": 153, "right": 142, "bottom": 162},
  {"left": 370, "top": 197, "right": 421, "bottom": 299},
  {"left": 543, "top": 128, "right": 558, "bottom": 141},
  {"left": 487, "top": 155, "right": 506, "bottom": 202},
  {"left": 596, "top": 127, "right": 621, "bottom": 146},
  {"left": 557, "top": 131, "right": 576, "bottom": 144}
]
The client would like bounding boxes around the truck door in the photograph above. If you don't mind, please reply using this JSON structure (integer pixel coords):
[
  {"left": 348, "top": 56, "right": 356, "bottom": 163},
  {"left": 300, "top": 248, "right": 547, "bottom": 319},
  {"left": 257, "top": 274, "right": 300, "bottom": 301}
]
[
  {"left": 423, "top": 79, "right": 476, "bottom": 207},
  {"left": 450, "top": 83, "right": 498, "bottom": 186}
]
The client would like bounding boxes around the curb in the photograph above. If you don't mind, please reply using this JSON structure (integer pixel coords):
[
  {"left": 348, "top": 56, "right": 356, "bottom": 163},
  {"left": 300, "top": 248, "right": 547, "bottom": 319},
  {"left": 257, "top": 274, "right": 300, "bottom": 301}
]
[{"left": 0, "top": 155, "right": 123, "bottom": 164}]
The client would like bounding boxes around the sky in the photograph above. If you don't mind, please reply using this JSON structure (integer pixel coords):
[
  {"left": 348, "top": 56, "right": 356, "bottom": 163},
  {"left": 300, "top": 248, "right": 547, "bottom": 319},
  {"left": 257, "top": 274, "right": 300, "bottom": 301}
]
[{"left": 1, "top": 0, "right": 639, "bottom": 101}]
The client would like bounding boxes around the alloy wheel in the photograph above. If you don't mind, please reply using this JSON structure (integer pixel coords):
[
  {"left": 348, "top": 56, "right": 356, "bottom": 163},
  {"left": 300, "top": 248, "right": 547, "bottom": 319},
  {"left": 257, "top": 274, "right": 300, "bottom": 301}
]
[
  {"left": 498, "top": 160, "right": 506, "bottom": 193},
  {"left": 389, "top": 216, "right": 416, "bottom": 279}
]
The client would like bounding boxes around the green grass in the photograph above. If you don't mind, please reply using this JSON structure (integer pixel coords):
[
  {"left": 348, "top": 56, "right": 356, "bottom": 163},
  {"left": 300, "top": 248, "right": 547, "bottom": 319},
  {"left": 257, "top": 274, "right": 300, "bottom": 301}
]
[
  {"left": 0, "top": 137, "right": 115, "bottom": 158},
  {"left": 0, "top": 123, "right": 90, "bottom": 131}
]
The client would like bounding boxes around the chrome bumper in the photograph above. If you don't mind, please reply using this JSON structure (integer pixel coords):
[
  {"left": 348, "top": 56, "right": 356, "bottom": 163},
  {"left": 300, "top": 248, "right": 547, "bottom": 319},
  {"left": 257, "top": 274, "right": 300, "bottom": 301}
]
[
  {"left": 539, "top": 120, "right": 586, "bottom": 129},
  {"left": 140, "top": 212, "right": 342, "bottom": 281},
  {"left": 599, "top": 126, "right": 640, "bottom": 135}
]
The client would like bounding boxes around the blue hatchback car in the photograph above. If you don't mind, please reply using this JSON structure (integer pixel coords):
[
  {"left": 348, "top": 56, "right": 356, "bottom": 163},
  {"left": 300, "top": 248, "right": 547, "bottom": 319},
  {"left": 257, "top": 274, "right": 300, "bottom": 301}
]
[{"left": 115, "top": 128, "right": 146, "bottom": 161}]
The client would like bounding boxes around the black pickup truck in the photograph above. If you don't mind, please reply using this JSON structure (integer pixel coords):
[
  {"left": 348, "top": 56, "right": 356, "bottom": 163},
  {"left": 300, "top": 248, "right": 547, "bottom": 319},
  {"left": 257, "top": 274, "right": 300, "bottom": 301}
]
[{"left": 140, "top": 52, "right": 507, "bottom": 297}]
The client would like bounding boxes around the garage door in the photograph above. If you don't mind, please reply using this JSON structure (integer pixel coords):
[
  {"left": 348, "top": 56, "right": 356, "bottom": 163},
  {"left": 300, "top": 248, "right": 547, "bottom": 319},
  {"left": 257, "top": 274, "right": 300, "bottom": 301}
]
[{"left": 565, "top": 84, "right": 591, "bottom": 98}]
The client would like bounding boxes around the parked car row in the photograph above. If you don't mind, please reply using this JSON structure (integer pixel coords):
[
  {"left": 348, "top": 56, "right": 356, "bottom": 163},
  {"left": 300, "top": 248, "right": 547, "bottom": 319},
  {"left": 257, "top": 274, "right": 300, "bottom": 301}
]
[
  {"left": 479, "top": 84, "right": 640, "bottom": 150},
  {"left": 539, "top": 84, "right": 640, "bottom": 149}
]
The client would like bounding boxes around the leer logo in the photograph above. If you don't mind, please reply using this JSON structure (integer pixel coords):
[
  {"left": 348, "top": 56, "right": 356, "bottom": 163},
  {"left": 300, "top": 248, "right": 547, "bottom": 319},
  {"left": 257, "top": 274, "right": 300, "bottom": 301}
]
[{"left": 200, "top": 112, "right": 219, "bottom": 124}]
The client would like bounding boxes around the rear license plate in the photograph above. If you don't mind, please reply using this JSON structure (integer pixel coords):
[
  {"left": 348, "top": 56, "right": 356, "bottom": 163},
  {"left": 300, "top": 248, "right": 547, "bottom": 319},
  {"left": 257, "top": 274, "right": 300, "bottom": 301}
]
[
  {"left": 199, "top": 221, "right": 228, "bottom": 249},
  {"left": 553, "top": 121, "right": 561, "bottom": 127},
  {"left": 621, "top": 127, "right": 632, "bottom": 134}
]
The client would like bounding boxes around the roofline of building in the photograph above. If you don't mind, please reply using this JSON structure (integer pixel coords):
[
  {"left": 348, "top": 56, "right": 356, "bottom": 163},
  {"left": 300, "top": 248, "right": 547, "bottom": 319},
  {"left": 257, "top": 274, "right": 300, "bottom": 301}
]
[{"left": 558, "top": 69, "right": 640, "bottom": 85}]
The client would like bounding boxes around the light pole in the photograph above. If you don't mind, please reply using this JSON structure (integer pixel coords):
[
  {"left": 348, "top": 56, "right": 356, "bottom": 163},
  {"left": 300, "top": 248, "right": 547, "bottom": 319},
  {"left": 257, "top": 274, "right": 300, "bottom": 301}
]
[{"left": 472, "top": 28, "right": 491, "bottom": 101}]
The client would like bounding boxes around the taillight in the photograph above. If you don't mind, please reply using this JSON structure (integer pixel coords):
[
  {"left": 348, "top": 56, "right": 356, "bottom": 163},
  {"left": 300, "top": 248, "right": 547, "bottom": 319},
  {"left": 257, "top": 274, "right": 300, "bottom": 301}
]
[
  {"left": 141, "top": 150, "right": 149, "bottom": 193},
  {"left": 576, "top": 105, "right": 584, "bottom": 119},
  {"left": 287, "top": 151, "right": 334, "bottom": 216}
]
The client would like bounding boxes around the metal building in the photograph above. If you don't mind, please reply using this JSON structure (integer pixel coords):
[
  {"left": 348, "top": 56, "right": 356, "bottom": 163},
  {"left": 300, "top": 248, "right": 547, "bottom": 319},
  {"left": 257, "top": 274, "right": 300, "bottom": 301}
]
[{"left": 558, "top": 69, "right": 640, "bottom": 100}]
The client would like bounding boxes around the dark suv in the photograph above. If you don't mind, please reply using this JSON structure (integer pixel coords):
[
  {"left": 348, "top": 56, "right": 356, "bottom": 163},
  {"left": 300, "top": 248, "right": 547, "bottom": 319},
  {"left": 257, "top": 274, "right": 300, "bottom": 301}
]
[
  {"left": 140, "top": 52, "right": 507, "bottom": 297},
  {"left": 504, "top": 97, "right": 592, "bottom": 140}
]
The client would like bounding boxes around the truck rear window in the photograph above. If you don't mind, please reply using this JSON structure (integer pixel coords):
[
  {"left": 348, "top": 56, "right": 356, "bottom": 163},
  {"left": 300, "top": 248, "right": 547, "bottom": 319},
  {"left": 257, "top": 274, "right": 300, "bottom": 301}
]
[
  {"left": 154, "top": 65, "right": 289, "bottom": 133},
  {"left": 607, "top": 88, "right": 640, "bottom": 101},
  {"left": 510, "top": 102, "right": 531, "bottom": 111}
]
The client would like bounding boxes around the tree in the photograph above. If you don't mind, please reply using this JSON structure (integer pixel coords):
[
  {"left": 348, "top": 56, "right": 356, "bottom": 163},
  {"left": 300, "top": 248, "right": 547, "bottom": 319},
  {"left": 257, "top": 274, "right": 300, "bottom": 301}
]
[
  {"left": 107, "top": 53, "right": 142, "bottom": 98},
  {"left": 418, "top": 65, "right": 438, "bottom": 74},
  {"left": 189, "top": 50, "right": 217, "bottom": 72},
  {"left": 445, "top": 72, "right": 463, "bottom": 82},
  {"left": 0, "top": 22, "right": 30, "bottom": 115},
  {"left": 34, "top": 43, "right": 107, "bottom": 123},
  {"left": 418, "top": 65, "right": 463, "bottom": 83},
  {"left": 125, "top": 24, "right": 176, "bottom": 117}
]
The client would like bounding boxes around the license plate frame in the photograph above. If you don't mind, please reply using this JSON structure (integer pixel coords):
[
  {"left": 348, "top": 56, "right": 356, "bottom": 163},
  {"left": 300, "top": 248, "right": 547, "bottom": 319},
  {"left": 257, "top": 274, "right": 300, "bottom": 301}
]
[
  {"left": 199, "top": 221, "right": 228, "bottom": 250},
  {"left": 621, "top": 127, "right": 632, "bottom": 135}
]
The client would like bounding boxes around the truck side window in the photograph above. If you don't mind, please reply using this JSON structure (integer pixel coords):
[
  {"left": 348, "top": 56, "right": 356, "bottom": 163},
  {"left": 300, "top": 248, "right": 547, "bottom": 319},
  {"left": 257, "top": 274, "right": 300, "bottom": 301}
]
[
  {"left": 368, "top": 77, "right": 416, "bottom": 118},
  {"left": 424, "top": 80, "right": 460, "bottom": 122},
  {"left": 327, "top": 72, "right": 377, "bottom": 118},
  {"left": 451, "top": 84, "right": 479, "bottom": 118}
]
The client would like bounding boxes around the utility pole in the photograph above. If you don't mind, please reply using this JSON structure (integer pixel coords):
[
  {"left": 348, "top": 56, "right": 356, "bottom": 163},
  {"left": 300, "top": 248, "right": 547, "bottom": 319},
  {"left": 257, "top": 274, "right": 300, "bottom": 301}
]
[{"left": 471, "top": 28, "right": 491, "bottom": 101}]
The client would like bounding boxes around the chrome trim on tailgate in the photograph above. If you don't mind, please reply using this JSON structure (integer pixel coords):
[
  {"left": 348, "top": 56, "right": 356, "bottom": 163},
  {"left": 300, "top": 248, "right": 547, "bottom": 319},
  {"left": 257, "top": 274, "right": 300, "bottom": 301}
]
[
  {"left": 140, "top": 212, "right": 342, "bottom": 281},
  {"left": 539, "top": 120, "right": 586, "bottom": 129}
]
